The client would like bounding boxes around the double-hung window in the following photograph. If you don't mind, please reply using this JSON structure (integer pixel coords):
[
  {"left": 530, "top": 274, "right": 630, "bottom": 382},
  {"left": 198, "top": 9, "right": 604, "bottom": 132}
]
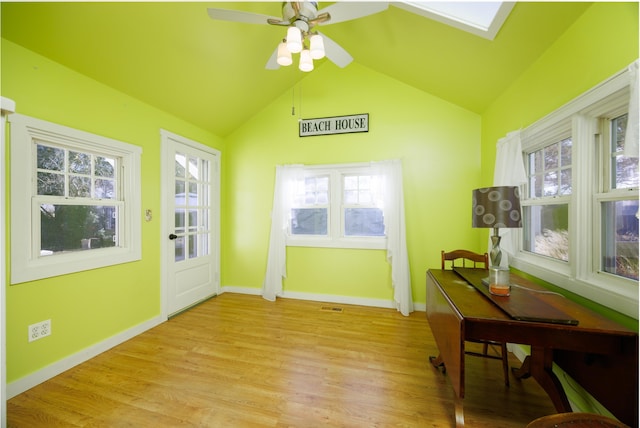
[
  {"left": 522, "top": 129, "right": 572, "bottom": 263},
  {"left": 287, "top": 164, "right": 386, "bottom": 249},
  {"left": 10, "top": 114, "right": 142, "bottom": 284},
  {"left": 598, "top": 112, "right": 638, "bottom": 281},
  {"left": 514, "top": 67, "right": 638, "bottom": 317}
]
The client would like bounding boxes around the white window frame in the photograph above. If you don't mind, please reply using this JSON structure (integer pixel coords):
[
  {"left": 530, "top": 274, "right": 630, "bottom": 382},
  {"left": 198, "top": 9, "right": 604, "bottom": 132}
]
[
  {"left": 9, "top": 114, "right": 142, "bottom": 284},
  {"left": 286, "top": 163, "right": 387, "bottom": 250},
  {"left": 512, "top": 67, "right": 638, "bottom": 318}
]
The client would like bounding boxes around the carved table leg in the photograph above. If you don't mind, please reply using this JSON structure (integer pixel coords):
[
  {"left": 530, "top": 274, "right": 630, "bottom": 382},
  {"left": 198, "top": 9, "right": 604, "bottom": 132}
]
[
  {"left": 512, "top": 355, "right": 532, "bottom": 379},
  {"left": 516, "top": 347, "right": 571, "bottom": 413}
]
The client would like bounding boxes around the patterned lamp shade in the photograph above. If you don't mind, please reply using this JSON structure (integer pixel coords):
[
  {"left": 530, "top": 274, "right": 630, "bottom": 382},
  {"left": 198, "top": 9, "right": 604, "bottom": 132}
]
[{"left": 472, "top": 186, "right": 522, "bottom": 229}]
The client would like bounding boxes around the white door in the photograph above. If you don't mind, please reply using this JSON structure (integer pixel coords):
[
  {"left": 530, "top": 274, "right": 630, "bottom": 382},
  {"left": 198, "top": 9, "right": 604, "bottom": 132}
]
[{"left": 161, "top": 130, "right": 220, "bottom": 317}]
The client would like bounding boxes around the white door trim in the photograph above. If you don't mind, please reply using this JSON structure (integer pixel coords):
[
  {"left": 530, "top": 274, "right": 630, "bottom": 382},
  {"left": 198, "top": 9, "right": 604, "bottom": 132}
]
[{"left": 160, "top": 129, "right": 220, "bottom": 320}]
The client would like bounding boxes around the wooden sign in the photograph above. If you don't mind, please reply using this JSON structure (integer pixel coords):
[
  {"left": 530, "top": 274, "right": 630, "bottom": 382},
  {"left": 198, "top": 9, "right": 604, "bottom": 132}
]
[{"left": 299, "top": 113, "right": 369, "bottom": 137}]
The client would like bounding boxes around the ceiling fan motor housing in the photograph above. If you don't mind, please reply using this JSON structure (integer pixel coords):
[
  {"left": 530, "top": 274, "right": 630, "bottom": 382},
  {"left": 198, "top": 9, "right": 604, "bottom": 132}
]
[{"left": 282, "top": 1, "right": 319, "bottom": 22}]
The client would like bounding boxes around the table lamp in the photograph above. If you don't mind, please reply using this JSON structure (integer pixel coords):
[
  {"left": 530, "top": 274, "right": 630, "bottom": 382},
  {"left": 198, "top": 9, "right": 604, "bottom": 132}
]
[{"left": 472, "top": 186, "right": 522, "bottom": 268}]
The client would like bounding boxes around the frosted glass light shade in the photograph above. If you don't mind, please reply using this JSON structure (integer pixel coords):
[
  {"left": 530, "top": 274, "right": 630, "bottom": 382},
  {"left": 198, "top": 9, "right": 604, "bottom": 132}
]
[
  {"left": 309, "top": 34, "right": 325, "bottom": 60},
  {"left": 286, "top": 27, "right": 303, "bottom": 53},
  {"left": 299, "top": 49, "right": 314, "bottom": 72},
  {"left": 276, "top": 42, "right": 293, "bottom": 66}
]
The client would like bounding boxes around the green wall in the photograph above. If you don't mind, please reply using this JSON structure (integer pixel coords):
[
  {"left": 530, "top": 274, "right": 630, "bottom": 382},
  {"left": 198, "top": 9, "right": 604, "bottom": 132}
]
[
  {"left": 2, "top": 1, "right": 638, "bottom": 393},
  {"left": 223, "top": 62, "right": 482, "bottom": 304},
  {"left": 481, "top": 2, "right": 639, "bottom": 326},
  {"left": 482, "top": 2, "right": 639, "bottom": 186},
  {"left": 2, "top": 39, "right": 223, "bottom": 382}
]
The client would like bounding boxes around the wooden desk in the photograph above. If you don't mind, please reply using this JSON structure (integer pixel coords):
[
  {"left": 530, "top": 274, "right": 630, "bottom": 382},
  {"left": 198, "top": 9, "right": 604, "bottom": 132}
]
[{"left": 426, "top": 268, "right": 638, "bottom": 428}]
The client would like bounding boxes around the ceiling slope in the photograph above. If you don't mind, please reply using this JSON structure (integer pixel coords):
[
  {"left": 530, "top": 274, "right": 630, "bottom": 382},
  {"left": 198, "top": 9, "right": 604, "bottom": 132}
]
[{"left": 1, "top": 2, "right": 591, "bottom": 137}]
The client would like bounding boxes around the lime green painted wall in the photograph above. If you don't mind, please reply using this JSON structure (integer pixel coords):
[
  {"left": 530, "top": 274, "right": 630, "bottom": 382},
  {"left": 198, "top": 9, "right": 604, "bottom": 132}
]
[
  {"left": 223, "top": 62, "right": 483, "bottom": 305},
  {"left": 482, "top": 2, "right": 639, "bottom": 187},
  {"left": 2, "top": 39, "right": 223, "bottom": 382},
  {"left": 481, "top": 2, "right": 638, "bottom": 298}
]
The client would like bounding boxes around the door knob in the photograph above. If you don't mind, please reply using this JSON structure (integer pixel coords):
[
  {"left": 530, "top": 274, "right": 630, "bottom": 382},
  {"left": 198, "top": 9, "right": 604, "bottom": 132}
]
[{"left": 169, "top": 234, "right": 178, "bottom": 240}]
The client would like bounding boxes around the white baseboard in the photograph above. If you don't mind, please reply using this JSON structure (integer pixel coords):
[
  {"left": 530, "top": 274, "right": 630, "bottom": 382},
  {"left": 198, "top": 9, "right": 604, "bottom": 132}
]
[
  {"left": 221, "top": 285, "right": 426, "bottom": 312},
  {"left": 7, "top": 314, "right": 165, "bottom": 399}
]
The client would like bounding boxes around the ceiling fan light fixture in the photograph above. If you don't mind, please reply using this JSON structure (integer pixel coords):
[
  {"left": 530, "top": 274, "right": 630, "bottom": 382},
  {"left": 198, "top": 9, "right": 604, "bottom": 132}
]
[
  {"left": 286, "top": 27, "right": 303, "bottom": 53},
  {"left": 299, "top": 49, "right": 314, "bottom": 72},
  {"left": 277, "top": 42, "right": 293, "bottom": 66},
  {"left": 309, "top": 34, "right": 325, "bottom": 60}
]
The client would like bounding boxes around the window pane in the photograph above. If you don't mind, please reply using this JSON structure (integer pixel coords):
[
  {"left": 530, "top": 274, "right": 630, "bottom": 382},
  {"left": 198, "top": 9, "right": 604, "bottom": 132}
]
[
  {"left": 40, "top": 204, "right": 117, "bottom": 254},
  {"left": 189, "top": 234, "right": 197, "bottom": 258},
  {"left": 544, "top": 143, "right": 559, "bottom": 169},
  {"left": 37, "top": 144, "right": 64, "bottom": 171},
  {"left": 611, "top": 114, "right": 639, "bottom": 189},
  {"left": 37, "top": 172, "right": 64, "bottom": 196},
  {"left": 94, "top": 178, "right": 115, "bottom": 199},
  {"left": 175, "top": 180, "right": 186, "bottom": 205},
  {"left": 528, "top": 138, "right": 572, "bottom": 198},
  {"left": 300, "top": 176, "right": 329, "bottom": 205},
  {"left": 68, "top": 151, "right": 91, "bottom": 174},
  {"left": 69, "top": 176, "right": 91, "bottom": 197},
  {"left": 95, "top": 156, "right": 115, "bottom": 178},
  {"left": 175, "top": 153, "right": 186, "bottom": 178},
  {"left": 344, "top": 208, "right": 385, "bottom": 236},
  {"left": 523, "top": 204, "right": 569, "bottom": 261},
  {"left": 291, "top": 208, "right": 327, "bottom": 235},
  {"left": 601, "top": 200, "right": 639, "bottom": 280},
  {"left": 174, "top": 236, "right": 185, "bottom": 262}
]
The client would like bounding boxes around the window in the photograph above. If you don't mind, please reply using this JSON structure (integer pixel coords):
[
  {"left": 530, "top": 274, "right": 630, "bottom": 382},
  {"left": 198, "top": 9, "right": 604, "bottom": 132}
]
[
  {"left": 10, "top": 114, "right": 142, "bottom": 283},
  {"left": 514, "top": 67, "right": 638, "bottom": 317},
  {"left": 598, "top": 113, "right": 638, "bottom": 281},
  {"left": 287, "top": 164, "right": 386, "bottom": 249},
  {"left": 523, "top": 135, "right": 572, "bottom": 262}
]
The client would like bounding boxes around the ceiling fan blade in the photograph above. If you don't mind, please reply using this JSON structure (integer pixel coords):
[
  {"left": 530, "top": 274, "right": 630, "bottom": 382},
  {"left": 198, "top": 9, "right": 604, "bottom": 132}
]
[
  {"left": 317, "top": 31, "right": 353, "bottom": 68},
  {"left": 265, "top": 45, "right": 280, "bottom": 70},
  {"left": 318, "top": 2, "right": 389, "bottom": 25},
  {"left": 207, "top": 8, "right": 281, "bottom": 25}
]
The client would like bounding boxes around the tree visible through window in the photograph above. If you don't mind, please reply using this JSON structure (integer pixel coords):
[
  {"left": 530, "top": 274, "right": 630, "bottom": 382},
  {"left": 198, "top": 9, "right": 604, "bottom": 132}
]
[
  {"left": 602, "top": 113, "right": 639, "bottom": 280},
  {"left": 37, "top": 142, "right": 119, "bottom": 255},
  {"left": 524, "top": 137, "right": 572, "bottom": 262},
  {"left": 10, "top": 113, "right": 141, "bottom": 284}
]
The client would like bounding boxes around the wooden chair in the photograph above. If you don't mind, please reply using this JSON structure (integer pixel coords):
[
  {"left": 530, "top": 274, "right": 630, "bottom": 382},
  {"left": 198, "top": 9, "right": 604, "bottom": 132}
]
[
  {"left": 526, "top": 412, "right": 630, "bottom": 428},
  {"left": 441, "top": 249, "right": 510, "bottom": 386}
]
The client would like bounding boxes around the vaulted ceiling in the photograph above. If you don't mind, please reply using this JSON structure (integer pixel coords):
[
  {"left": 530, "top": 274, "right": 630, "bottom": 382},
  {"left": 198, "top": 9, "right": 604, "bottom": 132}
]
[{"left": 1, "top": 2, "right": 592, "bottom": 137}]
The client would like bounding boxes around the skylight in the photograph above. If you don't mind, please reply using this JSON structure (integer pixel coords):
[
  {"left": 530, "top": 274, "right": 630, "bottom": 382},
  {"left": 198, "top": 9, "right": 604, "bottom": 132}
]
[{"left": 395, "top": 2, "right": 515, "bottom": 40}]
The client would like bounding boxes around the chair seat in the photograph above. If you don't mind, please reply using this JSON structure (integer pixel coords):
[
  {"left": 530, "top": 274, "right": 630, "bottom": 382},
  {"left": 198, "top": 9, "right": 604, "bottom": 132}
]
[{"left": 526, "top": 412, "right": 629, "bottom": 428}]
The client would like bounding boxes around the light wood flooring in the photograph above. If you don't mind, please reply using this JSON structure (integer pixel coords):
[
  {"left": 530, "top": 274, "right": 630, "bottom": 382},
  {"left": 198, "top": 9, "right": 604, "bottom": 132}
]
[{"left": 7, "top": 293, "right": 557, "bottom": 427}]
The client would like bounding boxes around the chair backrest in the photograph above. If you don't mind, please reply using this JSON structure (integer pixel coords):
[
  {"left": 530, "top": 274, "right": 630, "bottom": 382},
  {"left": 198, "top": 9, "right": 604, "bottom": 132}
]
[{"left": 441, "top": 249, "right": 488, "bottom": 270}]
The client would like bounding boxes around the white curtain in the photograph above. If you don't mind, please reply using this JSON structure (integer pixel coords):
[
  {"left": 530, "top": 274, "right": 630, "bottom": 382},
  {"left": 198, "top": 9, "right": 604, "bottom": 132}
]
[
  {"left": 624, "top": 60, "right": 639, "bottom": 158},
  {"left": 262, "top": 164, "right": 304, "bottom": 301},
  {"left": 372, "top": 159, "right": 414, "bottom": 316},
  {"left": 262, "top": 160, "right": 414, "bottom": 316},
  {"left": 492, "top": 130, "right": 527, "bottom": 267}
]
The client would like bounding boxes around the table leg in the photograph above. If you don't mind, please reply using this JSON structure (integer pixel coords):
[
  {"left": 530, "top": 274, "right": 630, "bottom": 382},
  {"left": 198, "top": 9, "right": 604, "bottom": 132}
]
[
  {"left": 429, "top": 354, "right": 446, "bottom": 373},
  {"left": 513, "top": 346, "right": 571, "bottom": 412},
  {"left": 454, "top": 395, "right": 465, "bottom": 427}
]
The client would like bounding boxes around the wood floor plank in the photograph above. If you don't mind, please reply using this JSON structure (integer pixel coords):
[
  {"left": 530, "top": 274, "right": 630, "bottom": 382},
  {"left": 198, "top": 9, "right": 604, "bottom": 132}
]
[{"left": 8, "top": 293, "right": 557, "bottom": 427}]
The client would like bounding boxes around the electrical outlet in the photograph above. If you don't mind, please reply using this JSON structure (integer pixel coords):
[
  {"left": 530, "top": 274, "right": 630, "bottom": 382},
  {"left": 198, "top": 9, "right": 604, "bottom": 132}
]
[{"left": 28, "top": 319, "right": 51, "bottom": 342}]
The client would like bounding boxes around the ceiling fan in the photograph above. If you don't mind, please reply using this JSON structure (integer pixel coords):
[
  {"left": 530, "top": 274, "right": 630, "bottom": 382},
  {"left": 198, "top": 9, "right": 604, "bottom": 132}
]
[{"left": 207, "top": 2, "right": 388, "bottom": 72}]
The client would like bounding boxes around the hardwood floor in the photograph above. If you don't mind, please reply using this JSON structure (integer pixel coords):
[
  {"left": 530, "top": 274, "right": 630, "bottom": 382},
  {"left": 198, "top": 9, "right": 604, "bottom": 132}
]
[{"left": 7, "top": 293, "right": 557, "bottom": 427}]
